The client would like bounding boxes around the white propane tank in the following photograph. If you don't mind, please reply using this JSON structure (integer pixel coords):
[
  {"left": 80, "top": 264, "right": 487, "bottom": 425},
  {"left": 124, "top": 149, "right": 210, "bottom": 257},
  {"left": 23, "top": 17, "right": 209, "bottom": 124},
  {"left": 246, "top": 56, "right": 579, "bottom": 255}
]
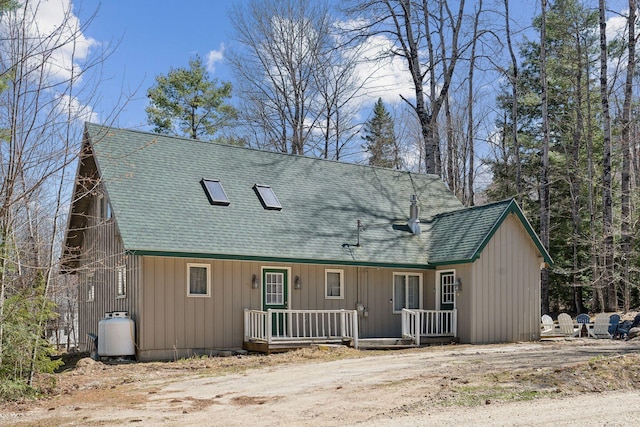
[
  {"left": 97, "top": 312, "right": 113, "bottom": 356},
  {"left": 102, "top": 311, "right": 135, "bottom": 357}
]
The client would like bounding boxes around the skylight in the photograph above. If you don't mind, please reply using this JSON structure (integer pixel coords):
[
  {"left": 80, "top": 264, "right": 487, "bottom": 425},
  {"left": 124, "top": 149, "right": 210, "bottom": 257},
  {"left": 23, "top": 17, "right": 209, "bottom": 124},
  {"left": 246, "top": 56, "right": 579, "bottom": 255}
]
[
  {"left": 201, "top": 179, "right": 230, "bottom": 206},
  {"left": 254, "top": 184, "right": 282, "bottom": 210}
]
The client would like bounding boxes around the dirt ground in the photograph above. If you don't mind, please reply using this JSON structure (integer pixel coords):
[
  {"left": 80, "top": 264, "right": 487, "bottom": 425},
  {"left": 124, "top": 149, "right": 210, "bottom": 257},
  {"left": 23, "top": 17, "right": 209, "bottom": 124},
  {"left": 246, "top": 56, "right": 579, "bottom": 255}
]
[{"left": 2, "top": 338, "right": 640, "bottom": 426}]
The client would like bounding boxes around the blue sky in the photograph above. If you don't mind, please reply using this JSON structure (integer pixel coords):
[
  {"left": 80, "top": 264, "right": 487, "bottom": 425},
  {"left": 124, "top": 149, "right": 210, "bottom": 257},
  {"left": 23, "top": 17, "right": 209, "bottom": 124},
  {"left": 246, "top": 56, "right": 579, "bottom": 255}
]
[
  {"left": 77, "top": 0, "right": 520, "bottom": 130},
  {"left": 80, "top": 0, "right": 238, "bottom": 129},
  {"left": 69, "top": 0, "right": 628, "bottom": 133}
]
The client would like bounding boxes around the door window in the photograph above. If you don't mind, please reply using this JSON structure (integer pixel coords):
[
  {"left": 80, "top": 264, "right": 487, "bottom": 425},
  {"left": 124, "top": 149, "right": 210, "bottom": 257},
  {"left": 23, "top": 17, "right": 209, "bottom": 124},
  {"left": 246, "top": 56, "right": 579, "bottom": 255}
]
[{"left": 265, "top": 272, "right": 284, "bottom": 305}]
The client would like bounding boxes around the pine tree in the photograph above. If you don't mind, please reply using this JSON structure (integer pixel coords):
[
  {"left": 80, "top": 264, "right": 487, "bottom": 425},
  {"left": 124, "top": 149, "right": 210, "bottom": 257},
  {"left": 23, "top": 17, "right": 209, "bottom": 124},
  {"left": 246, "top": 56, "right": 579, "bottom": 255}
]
[
  {"left": 146, "top": 55, "right": 237, "bottom": 141},
  {"left": 362, "top": 98, "right": 400, "bottom": 169}
]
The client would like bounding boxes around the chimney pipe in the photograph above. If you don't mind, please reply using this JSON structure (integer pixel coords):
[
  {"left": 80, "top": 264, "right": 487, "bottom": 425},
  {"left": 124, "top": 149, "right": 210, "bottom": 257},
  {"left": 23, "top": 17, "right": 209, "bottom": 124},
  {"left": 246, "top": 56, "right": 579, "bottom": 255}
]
[{"left": 409, "top": 195, "right": 421, "bottom": 235}]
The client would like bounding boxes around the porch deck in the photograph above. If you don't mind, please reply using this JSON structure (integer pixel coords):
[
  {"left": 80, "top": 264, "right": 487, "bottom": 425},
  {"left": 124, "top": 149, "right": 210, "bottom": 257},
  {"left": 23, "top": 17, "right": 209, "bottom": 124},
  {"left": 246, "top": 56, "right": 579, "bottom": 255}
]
[{"left": 243, "top": 308, "right": 457, "bottom": 353}]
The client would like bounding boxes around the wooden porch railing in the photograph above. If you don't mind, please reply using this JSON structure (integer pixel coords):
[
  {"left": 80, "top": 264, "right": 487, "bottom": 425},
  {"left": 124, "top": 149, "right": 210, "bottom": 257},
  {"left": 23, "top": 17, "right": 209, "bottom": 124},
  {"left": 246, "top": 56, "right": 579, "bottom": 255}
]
[
  {"left": 244, "top": 309, "right": 359, "bottom": 349},
  {"left": 401, "top": 309, "right": 457, "bottom": 346}
]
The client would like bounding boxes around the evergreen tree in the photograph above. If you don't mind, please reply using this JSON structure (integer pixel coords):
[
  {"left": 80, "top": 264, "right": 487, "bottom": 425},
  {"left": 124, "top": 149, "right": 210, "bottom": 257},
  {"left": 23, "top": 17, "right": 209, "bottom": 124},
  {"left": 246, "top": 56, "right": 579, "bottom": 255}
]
[
  {"left": 487, "top": 0, "right": 603, "bottom": 313},
  {"left": 362, "top": 98, "right": 400, "bottom": 169},
  {"left": 146, "top": 55, "right": 237, "bottom": 141}
]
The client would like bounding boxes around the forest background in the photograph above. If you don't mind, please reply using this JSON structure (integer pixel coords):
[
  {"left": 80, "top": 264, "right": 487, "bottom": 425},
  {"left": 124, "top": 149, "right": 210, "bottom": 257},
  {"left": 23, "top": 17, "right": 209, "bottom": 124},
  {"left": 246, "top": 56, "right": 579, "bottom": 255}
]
[{"left": 0, "top": 0, "right": 638, "bottom": 398}]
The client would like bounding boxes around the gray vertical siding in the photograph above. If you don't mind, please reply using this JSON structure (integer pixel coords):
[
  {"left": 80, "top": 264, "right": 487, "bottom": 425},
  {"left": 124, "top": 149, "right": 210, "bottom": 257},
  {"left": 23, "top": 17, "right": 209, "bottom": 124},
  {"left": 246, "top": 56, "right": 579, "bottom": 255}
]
[
  {"left": 461, "top": 213, "right": 541, "bottom": 343},
  {"left": 82, "top": 210, "right": 542, "bottom": 360},
  {"left": 137, "top": 256, "right": 434, "bottom": 360},
  {"left": 77, "top": 184, "right": 140, "bottom": 353}
]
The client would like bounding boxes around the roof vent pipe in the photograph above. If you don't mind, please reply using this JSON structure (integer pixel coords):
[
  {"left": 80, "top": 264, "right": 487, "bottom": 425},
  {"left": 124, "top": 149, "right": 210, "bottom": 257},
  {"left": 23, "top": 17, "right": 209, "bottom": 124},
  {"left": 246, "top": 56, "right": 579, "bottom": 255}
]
[{"left": 409, "top": 195, "right": 421, "bottom": 235}]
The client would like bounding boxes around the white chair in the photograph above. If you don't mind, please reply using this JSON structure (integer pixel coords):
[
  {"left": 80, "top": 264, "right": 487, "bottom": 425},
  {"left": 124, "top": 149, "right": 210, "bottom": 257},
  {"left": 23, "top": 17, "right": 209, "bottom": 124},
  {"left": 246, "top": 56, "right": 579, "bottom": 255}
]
[
  {"left": 541, "top": 314, "right": 555, "bottom": 336},
  {"left": 592, "top": 313, "right": 612, "bottom": 339},
  {"left": 557, "top": 313, "right": 579, "bottom": 336}
]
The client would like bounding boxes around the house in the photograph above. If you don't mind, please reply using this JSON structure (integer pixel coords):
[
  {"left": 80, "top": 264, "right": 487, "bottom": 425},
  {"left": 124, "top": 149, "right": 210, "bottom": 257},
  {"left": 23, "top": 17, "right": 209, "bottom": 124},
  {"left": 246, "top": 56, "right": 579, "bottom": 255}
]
[{"left": 62, "top": 123, "right": 552, "bottom": 361}]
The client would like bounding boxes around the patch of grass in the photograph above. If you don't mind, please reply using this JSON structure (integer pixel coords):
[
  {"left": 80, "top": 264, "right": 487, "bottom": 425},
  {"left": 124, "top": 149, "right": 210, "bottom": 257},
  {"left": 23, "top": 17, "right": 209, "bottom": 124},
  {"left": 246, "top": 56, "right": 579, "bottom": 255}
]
[
  {"left": 445, "top": 384, "right": 549, "bottom": 407},
  {"left": 435, "top": 354, "right": 640, "bottom": 407}
]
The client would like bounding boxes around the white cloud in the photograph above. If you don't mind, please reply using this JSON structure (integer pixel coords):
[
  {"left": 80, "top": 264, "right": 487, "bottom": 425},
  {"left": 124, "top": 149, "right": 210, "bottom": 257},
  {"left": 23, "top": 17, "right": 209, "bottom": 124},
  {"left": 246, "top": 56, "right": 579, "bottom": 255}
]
[
  {"left": 4, "top": 0, "right": 98, "bottom": 83},
  {"left": 56, "top": 94, "right": 99, "bottom": 123},
  {"left": 351, "top": 34, "right": 415, "bottom": 106},
  {"left": 206, "top": 44, "right": 225, "bottom": 73},
  {"left": 606, "top": 11, "right": 627, "bottom": 41}
]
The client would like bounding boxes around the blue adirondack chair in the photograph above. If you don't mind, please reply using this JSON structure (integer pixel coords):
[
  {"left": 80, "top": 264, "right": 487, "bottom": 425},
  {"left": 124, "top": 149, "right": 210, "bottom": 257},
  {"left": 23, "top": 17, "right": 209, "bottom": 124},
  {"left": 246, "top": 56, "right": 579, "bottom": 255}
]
[
  {"left": 576, "top": 313, "right": 591, "bottom": 337},
  {"left": 616, "top": 313, "right": 640, "bottom": 340},
  {"left": 608, "top": 314, "right": 621, "bottom": 338}
]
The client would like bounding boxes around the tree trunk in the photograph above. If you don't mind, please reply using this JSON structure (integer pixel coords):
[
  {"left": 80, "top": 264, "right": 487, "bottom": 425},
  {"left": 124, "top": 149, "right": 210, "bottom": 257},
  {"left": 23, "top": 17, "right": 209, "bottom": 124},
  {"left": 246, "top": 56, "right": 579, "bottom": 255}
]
[
  {"left": 539, "top": 0, "right": 551, "bottom": 315},
  {"left": 571, "top": 28, "right": 584, "bottom": 314},
  {"left": 599, "top": 0, "right": 614, "bottom": 312},
  {"left": 619, "top": 0, "right": 635, "bottom": 312},
  {"left": 466, "top": 0, "right": 482, "bottom": 207},
  {"left": 585, "top": 35, "right": 598, "bottom": 313},
  {"left": 504, "top": 0, "right": 521, "bottom": 206}
]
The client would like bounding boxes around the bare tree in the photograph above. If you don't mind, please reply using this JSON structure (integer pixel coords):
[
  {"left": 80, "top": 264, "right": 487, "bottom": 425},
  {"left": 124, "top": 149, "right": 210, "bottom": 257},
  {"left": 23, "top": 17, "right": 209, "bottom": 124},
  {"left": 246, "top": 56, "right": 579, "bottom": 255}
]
[
  {"left": 503, "top": 0, "right": 521, "bottom": 206},
  {"left": 598, "top": 0, "right": 615, "bottom": 312},
  {"left": 229, "top": 0, "right": 355, "bottom": 157},
  {"left": 619, "top": 0, "right": 636, "bottom": 312},
  {"left": 465, "top": 0, "right": 483, "bottom": 206},
  {"left": 0, "top": 0, "right": 110, "bottom": 391},
  {"left": 539, "top": 0, "right": 551, "bottom": 315},
  {"left": 313, "top": 28, "right": 367, "bottom": 160},
  {"left": 346, "top": 0, "right": 468, "bottom": 176}
]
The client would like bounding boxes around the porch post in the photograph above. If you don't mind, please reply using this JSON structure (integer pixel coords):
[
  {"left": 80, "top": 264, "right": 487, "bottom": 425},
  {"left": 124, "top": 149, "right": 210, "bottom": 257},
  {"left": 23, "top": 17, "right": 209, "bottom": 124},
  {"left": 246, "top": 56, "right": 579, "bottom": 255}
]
[
  {"left": 266, "top": 309, "right": 273, "bottom": 344},
  {"left": 452, "top": 309, "right": 457, "bottom": 337},
  {"left": 414, "top": 310, "right": 421, "bottom": 346},
  {"left": 243, "top": 309, "right": 249, "bottom": 341},
  {"left": 401, "top": 309, "right": 407, "bottom": 337},
  {"left": 351, "top": 310, "right": 359, "bottom": 349}
]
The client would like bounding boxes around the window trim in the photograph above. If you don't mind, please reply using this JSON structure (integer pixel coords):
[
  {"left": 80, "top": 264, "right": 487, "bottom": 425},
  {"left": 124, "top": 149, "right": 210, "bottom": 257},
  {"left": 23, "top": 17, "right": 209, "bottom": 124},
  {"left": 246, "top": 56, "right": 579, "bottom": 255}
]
[
  {"left": 260, "top": 266, "right": 291, "bottom": 310},
  {"left": 201, "top": 178, "right": 231, "bottom": 206},
  {"left": 86, "top": 273, "right": 95, "bottom": 302},
  {"left": 187, "top": 263, "right": 211, "bottom": 297},
  {"left": 325, "top": 269, "right": 344, "bottom": 300},
  {"left": 116, "top": 265, "right": 126, "bottom": 299},
  {"left": 253, "top": 184, "right": 282, "bottom": 210},
  {"left": 436, "top": 269, "right": 456, "bottom": 310},
  {"left": 392, "top": 272, "right": 423, "bottom": 314}
]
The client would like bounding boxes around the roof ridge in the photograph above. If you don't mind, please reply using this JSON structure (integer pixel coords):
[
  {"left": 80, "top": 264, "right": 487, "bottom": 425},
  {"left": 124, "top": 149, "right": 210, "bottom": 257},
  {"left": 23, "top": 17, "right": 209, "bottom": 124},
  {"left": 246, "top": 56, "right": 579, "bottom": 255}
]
[
  {"left": 85, "top": 122, "right": 441, "bottom": 179},
  {"left": 431, "top": 198, "right": 513, "bottom": 220}
]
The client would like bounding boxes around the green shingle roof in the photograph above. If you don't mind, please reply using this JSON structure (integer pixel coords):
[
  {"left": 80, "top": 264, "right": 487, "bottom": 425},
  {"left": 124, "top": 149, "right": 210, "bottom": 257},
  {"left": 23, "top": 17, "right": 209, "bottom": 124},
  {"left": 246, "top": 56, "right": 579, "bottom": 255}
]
[
  {"left": 72, "top": 123, "right": 551, "bottom": 268},
  {"left": 424, "top": 199, "right": 552, "bottom": 265}
]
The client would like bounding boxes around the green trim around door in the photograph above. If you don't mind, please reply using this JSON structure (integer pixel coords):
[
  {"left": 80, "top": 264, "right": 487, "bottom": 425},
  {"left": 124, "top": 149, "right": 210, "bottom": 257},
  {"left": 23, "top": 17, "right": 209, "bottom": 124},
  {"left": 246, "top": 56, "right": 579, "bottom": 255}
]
[
  {"left": 262, "top": 268, "right": 289, "bottom": 336},
  {"left": 262, "top": 268, "right": 289, "bottom": 311},
  {"left": 439, "top": 271, "right": 455, "bottom": 311}
]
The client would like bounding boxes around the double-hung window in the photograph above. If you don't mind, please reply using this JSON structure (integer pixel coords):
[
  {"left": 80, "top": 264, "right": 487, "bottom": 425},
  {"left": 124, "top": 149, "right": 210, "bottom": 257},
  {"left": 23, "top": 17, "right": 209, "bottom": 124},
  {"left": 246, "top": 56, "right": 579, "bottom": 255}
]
[
  {"left": 187, "top": 263, "right": 211, "bottom": 297},
  {"left": 97, "top": 194, "right": 112, "bottom": 222},
  {"left": 87, "top": 274, "right": 95, "bottom": 302},
  {"left": 116, "top": 265, "right": 126, "bottom": 298},
  {"left": 325, "top": 269, "right": 344, "bottom": 299},
  {"left": 393, "top": 272, "right": 422, "bottom": 313}
]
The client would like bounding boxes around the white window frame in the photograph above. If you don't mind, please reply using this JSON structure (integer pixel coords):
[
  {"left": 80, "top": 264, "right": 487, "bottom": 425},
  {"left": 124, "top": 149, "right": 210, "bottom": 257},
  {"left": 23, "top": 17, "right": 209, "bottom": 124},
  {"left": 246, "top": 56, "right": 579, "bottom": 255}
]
[
  {"left": 187, "top": 263, "right": 211, "bottom": 297},
  {"left": 86, "top": 274, "right": 95, "bottom": 302},
  {"left": 392, "top": 272, "right": 423, "bottom": 314},
  {"left": 325, "top": 269, "right": 344, "bottom": 300},
  {"left": 97, "top": 193, "right": 112, "bottom": 222},
  {"left": 116, "top": 265, "right": 126, "bottom": 299}
]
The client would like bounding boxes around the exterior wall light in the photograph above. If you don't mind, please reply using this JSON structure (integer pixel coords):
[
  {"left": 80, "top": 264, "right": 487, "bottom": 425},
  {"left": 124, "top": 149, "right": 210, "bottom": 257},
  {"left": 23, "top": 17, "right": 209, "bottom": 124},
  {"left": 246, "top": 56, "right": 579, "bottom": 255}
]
[
  {"left": 454, "top": 278, "right": 462, "bottom": 292},
  {"left": 294, "top": 275, "right": 302, "bottom": 290},
  {"left": 252, "top": 274, "right": 259, "bottom": 289}
]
